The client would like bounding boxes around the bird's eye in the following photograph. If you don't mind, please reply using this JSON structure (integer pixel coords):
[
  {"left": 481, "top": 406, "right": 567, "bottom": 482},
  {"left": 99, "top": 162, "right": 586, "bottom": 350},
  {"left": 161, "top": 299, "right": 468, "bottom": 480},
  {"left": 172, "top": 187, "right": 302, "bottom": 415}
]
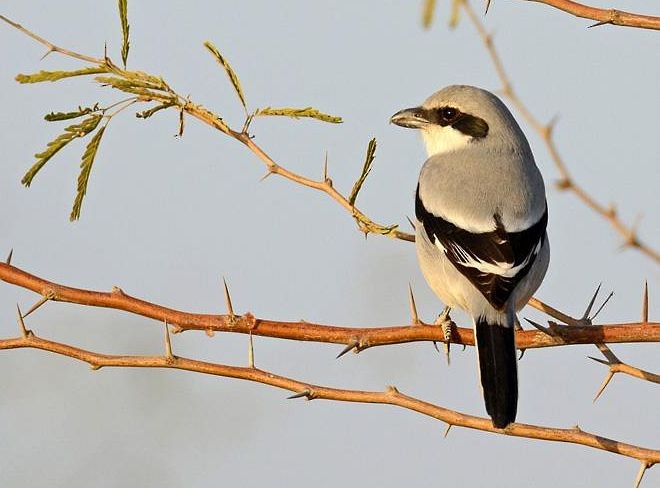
[{"left": 440, "top": 107, "right": 458, "bottom": 121}]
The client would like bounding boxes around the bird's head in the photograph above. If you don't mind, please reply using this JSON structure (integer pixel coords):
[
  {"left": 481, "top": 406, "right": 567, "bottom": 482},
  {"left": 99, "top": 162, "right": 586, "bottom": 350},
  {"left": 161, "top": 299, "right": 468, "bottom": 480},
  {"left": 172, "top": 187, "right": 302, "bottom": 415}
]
[{"left": 390, "top": 85, "right": 524, "bottom": 157}]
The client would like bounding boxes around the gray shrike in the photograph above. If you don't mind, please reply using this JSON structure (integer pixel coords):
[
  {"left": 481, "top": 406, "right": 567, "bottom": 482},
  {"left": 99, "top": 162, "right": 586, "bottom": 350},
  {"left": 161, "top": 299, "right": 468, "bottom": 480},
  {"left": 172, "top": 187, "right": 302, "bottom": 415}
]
[{"left": 391, "top": 85, "right": 549, "bottom": 428}]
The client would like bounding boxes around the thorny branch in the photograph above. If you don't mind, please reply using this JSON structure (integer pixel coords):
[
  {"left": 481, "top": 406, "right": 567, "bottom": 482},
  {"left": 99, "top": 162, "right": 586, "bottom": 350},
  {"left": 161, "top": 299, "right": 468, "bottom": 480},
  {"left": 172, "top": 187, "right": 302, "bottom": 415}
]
[
  {"left": 1, "top": 8, "right": 658, "bottom": 483},
  {"left": 1, "top": 261, "right": 658, "bottom": 352},
  {"left": 524, "top": 0, "right": 660, "bottom": 31},
  {"left": 1, "top": 322, "right": 658, "bottom": 468},
  {"left": 524, "top": 284, "right": 660, "bottom": 400},
  {"left": 588, "top": 284, "right": 660, "bottom": 402},
  {"left": 459, "top": 0, "right": 659, "bottom": 264}
]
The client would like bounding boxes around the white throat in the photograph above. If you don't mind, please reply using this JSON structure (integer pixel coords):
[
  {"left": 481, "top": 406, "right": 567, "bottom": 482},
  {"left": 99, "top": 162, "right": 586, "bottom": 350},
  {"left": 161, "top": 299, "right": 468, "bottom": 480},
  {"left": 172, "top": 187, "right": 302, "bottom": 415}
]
[{"left": 421, "top": 126, "right": 472, "bottom": 157}]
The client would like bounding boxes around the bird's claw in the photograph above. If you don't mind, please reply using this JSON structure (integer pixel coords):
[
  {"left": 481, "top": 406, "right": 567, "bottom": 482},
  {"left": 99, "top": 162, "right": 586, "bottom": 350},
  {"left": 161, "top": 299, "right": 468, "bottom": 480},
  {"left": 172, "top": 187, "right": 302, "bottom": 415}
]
[{"left": 433, "top": 307, "right": 454, "bottom": 365}]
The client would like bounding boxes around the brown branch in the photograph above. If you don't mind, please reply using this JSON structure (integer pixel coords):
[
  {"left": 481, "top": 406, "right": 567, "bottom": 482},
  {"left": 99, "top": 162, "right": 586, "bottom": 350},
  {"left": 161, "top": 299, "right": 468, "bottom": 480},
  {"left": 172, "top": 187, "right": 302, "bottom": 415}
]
[
  {"left": 1, "top": 330, "right": 658, "bottom": 465},
  {"left": 526, "top": 285, "right": 660, "bottom": 393},
  {"left": 0, "top": 14, "right": 412, "bottom": 242},
  {"left": 180, "top": 101, "right": 415, "bottom": 241},
  {"left": 525, "top": 0, "right": 660, "bottom": 31},
  {"left": 2, "top": 262, "right": 658, "bottom": 351},
  {"left": 591, "top": 346, "right": 660, "bottom": 401},
  {"left": 461, "top": 1, "right": 660, "bottom": 264},
  {"left": 0, "top": 15, "right": 104, "bottom": 64}
]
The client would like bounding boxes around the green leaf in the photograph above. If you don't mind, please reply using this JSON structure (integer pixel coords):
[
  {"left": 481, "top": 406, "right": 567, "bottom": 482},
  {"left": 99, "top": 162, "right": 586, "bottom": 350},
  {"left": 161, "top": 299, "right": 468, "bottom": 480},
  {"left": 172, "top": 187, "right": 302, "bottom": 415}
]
[
  {"left": 96, "top": 75, "right": 163, "bottom": 91},
  {"left": 95, "top": 75, "right": 171, "bottom": 98},
  {"left": 113, "top": 69, "right": 169, "bottom": 90},
  {"left": 70, "top": 126, "right": 106, "bottom": 221},
  {"left": 118, "top": 0, "right": 130, "bottom": 67},
  {"left": 22, "top": 114, "right": 103, "bottom": 187},
  {"left": 348, "top": 138, "right": 377, "bottom": 206},
  {"left": 203, "top": 41, "right": 247, "bottom": 110},
  {"left": 254, "top": 107, "right": 342, "bottom": 124},
  {"left": 136, "top": 102, "right": 175, "bottom": 119},
  {"left": 16, "top": 66, "right": 107, "bottom": 84},
  {"left": 422, "top": 0, "right": 436, "bottom": 29},
  {"left": 44, "top": 104, "right": 101, "bottom": 121}
]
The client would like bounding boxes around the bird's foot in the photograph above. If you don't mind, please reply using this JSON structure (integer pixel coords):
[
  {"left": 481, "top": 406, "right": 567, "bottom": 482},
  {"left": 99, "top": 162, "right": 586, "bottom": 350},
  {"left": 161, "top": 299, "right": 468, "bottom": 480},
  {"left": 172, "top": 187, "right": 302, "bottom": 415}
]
[{"left": 433, "top": 306, "right": 455, "bottom": 365}]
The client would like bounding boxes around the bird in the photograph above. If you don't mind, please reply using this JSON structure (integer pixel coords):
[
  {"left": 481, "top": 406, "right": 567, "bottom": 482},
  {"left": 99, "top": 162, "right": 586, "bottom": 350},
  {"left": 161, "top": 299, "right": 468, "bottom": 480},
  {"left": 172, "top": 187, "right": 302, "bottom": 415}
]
[{"left": 390, "top": 85, "right": 549, "bottom": 428}]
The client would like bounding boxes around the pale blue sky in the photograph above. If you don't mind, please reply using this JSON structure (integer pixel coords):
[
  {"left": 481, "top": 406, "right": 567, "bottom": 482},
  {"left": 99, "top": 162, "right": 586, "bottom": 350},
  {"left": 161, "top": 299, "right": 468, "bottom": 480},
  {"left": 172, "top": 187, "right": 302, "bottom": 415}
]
[{"left": 1, "top": 2, "right": 658, "bottom": 487}]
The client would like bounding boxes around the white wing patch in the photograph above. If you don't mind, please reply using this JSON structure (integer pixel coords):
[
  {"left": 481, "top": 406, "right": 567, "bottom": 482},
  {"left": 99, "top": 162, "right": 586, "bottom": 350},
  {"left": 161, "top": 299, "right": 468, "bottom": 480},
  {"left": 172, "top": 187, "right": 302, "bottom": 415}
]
[{"left": 434, "top": 238, "right": 542, "bottom": 279}]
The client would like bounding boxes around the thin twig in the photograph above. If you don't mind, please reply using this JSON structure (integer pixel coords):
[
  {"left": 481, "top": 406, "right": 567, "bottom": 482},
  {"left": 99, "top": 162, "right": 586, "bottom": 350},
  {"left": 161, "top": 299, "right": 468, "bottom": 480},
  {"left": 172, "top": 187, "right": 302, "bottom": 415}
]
[
  {"left": 0, "top": 332, "right": 658, "bottom": 464},
  {"left": 461, "top": 1, "right": 659, "bottom": 264},
  {"left": 525, "top": 0, "right": 660, "bottom": 31},
  {"left": 0, "top": 15, "right": 104, "bottom": 64}
]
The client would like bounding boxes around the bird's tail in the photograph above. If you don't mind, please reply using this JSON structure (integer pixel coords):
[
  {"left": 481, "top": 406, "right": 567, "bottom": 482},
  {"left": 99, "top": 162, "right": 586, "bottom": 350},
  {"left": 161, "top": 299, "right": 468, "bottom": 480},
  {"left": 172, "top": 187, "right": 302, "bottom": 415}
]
[{"left": 474, "top": 316, "right": 518, "bottom": 428}]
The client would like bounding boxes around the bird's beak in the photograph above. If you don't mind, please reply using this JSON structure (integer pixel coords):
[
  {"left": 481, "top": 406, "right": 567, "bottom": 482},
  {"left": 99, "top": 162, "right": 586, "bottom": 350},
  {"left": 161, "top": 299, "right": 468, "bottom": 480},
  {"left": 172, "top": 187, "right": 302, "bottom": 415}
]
[{"left": 390, "top": 106, "right": 429, "bottom": 129}]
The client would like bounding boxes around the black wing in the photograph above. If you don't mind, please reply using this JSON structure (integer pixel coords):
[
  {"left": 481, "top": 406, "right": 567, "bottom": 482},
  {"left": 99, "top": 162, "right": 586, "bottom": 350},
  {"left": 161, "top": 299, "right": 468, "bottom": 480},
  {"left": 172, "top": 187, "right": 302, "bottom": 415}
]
[{"left": 416, "top": 185, "right": 547, "bottom": 311}]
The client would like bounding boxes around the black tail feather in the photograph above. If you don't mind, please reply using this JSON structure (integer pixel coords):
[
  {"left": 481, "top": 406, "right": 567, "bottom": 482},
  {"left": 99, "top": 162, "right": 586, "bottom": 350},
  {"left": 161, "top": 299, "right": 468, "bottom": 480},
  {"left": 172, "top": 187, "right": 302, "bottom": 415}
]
[{"left": 475, "top": 318, "right": 518, "bottom": 428}]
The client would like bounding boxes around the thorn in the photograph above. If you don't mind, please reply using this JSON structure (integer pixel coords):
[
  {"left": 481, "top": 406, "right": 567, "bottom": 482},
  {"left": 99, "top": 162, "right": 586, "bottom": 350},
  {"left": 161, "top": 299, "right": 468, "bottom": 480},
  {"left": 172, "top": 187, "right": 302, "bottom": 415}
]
[
  {"left": 222, "top": 277, "right": 236, "bottom": 322},
  {"left": 89, "top": 363, "right": 101, "bottom": 370},
  {"left": 259, "top": 169, "right": 275, "bottom": 182},
  {"left": 111, "top": 286, "right": 125, "bottom": 296},
  {"left": 484, "top": 0, "right": 492, "bottom": 15},
  {"left": 572, "top": 424, "right": 583, "bottom": 433},
  {"left": 588, "top": 356, "right": 610, "bottom": 366},
  {"left": 588, "top": 20, "right": 610, "bottom": 28},
  {"left": 642, "top": 281, "right": 649, "bottom": 323},
  {"left": 514, "top": 316, "right": 524, "bottom": 331},
  {"left": 546, "top": 114, "right": 559, "bottom": 135},
  {"left": 323, "top": 151, "right": 329, "bottom": 181},
  {"left": 22, "top": 293, "right": 52, "bottom": 319},
  {"left": 581, "top": 283, "right": 602, "bottom": 323},
  {"left": 336, "top": 340, "right": 359, "bottom": 359},
  {"left": 40, "top": 47, "right": 55, "bottom": 60},
  {"left": 248, "top": 332, "right": 255, "bottom": 368},
  {"left": 5, "top": 248, "right": 13, "bottom": 264},
  {"left": 525, "top": 317, "right": 554, "bottom": 336},
  {"left": 405, "top": 216, "right": 416, "bottom": 231},
  {"left": 633, "top": 461, "right": 652, "bottom": 488},
  {"left": 443, "top": 424, "right": 452, "bottom": 438},
  {"left": 593, "top": 370, "right": 615, "bottom": 402},
  {"left": 408, "top": 284, "right": 420, "bottom": 325},
  {"left": 205, "top": 328, "right": 215, "bottom": 337},
  {"left": 16, "top": 304, "right": 30, "bottom": 338},
  {"left": 590, "top": 291, "right": 614, "bottom": 322},
  {"left": 287, "top": 389, "right": 312, "bottom": 400},
  {"left": 386, "top": 385, "right": 400, "bottom": 395},
  {"left": 432, "top": 341, "right": 440, "bottom": 353},
  {"left": 164, "top": 320, "right": 174, "bottom": 360},
  {"left": 518, "top": 348, "right": 526, "bottom": 360}
]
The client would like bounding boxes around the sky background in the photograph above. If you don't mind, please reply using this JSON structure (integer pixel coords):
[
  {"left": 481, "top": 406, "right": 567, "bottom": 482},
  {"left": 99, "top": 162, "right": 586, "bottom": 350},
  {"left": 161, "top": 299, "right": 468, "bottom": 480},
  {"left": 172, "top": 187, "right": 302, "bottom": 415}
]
[{"left": 0, "top": 1, "right": 658, "bottom": 487}]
